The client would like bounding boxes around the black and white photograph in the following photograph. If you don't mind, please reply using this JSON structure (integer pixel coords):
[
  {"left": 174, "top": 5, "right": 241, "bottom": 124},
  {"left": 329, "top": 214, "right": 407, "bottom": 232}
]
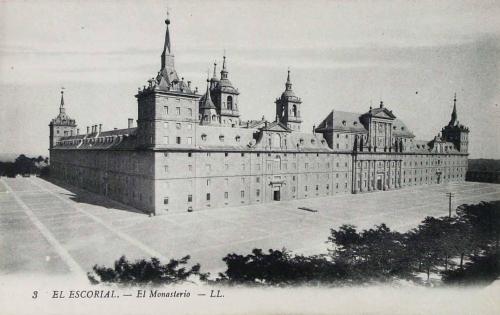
[{"left": 0, "top": 0, "right": 499, "bottom": 314}]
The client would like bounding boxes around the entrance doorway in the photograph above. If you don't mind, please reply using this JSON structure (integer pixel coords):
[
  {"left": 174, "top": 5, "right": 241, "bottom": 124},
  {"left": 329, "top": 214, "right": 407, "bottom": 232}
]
[
  {"left": 273, "top": 189, "right": 281, "bottom": 201},
  {"left": 377, "top": 174, "right": 383, "bottom": 190}
]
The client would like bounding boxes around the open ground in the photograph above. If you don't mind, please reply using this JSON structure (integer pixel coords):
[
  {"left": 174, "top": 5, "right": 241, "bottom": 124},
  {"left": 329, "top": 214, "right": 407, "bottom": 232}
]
[{"left": 1, "top": 177, "right": 500, "bottom": 278}]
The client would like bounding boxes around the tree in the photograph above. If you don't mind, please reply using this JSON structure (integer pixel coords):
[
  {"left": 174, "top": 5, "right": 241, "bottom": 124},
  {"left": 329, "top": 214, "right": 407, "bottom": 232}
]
[
  {"left": 406, "top": 217, "right": 448, "bottom": 282},
  {"left": 87, "top": 255, "right": 208, "bottom": 285},
  {"left": 218, "top": 248, "right": 348, "bottom": 286},
  {"left": 327, "top": 224, "right": 413, "bottom": 283},
  {"left": 442, "top": 252, "right": 500, "bottom": 286},
  {"left": 457, "top": 201, "right": 500, "bottom": 252}
]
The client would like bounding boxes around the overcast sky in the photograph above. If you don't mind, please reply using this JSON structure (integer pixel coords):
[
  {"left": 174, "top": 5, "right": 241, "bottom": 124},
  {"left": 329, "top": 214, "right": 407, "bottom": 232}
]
[{"left": 1, "top": 0, "right": 499, "bottom": 158}]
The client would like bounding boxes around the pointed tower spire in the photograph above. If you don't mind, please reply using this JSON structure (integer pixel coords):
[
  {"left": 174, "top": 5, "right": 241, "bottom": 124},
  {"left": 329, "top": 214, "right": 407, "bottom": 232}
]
[
  {"left": 285, "top": 68, "right": 292, "bottom": 91},
  {"left": 213, "top": 60, "right": 218, "bottom": 79},
  {"left": 59, "top": 89, "right": 65, "bottom": 114},
  {"left": 449, "top": 93, "right": 457, "bottom": 126},
  {"left": 161, "top": 9, "right": 172, "bottom": 70},
  {"left": 221, "top": 53, "right": 229, "bottom": 79}
]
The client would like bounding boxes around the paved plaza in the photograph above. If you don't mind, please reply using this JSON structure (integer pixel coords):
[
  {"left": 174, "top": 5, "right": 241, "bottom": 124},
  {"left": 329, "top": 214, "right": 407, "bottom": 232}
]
[{"left": 1, "top": 177, "right": 500, "bottom": 278}]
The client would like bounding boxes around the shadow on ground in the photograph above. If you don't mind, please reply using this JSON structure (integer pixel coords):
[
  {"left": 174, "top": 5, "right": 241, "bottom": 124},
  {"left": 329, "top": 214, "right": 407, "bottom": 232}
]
[{"left": 40, "top": 176, "right": 148, "bottom": 216}]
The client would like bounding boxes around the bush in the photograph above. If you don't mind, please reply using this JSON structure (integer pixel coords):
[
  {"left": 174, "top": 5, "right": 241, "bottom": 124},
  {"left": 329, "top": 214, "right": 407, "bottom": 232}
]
[{"left": 87, "top": 255, "right": 208, "bottom": 286}]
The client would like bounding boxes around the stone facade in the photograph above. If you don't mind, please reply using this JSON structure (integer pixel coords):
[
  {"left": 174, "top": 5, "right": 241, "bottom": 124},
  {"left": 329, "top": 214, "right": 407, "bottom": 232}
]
[{"left": 49, "top": 15, "right": 469, "bottom": 215}]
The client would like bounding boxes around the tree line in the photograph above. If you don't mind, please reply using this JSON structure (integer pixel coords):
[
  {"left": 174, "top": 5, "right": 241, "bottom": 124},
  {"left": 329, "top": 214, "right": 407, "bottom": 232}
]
[
  {"left": 0, "top": 154, "right": 49, "bottom": 177},
  {"left": 87, "top": 200, "right": 500, "bottom": 287}
]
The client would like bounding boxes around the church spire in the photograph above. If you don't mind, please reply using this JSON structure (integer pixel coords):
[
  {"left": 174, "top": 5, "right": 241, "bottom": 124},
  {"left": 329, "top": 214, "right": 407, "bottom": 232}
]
[
  {"left": 59, "top": 90, "right": 65, "bottom": 114},
  {"left": 161, "top": 9, "right": 172, "bottom": 70},
  {"left": 285, "top": 68, "right": 292, "bottom": 91},
  {"left": 449, "top": 93, "right": 457, "bottom": 126},
  {"left": 221, "top": 54, "right": 228, "bottom": 79},
  {"left": 213, "top": 60, "right": 218, "bottom": 79}
]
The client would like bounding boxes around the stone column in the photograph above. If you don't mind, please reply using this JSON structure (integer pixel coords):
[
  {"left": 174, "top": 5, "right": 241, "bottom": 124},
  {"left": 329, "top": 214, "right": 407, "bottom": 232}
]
[
  {"left": 359, "top": 160, "right": 364, "bottom": 192},
  {"left": 398, "top": 160, "right": 402, "bottom": 188},
  {"left": 353, "top": 159, "right": 358, "bottom": 194},
  {"left": 383, "top": 161, "right": 388, "bottom": 190},
  {"left": 367, "top": 160, "right": 372, "bottom": 191}
]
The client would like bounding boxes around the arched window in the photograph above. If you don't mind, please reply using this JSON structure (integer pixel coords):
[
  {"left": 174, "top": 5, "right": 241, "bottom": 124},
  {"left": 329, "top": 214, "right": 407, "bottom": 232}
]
[
  {"left": 212, "top": 114, "right": 216, "bottom": 121},
  {"left": 227, "top": 96, "right": 233, "bottom": 110},
  {"left": 292, "top": 105, "right": 297, "bottom": 117}
]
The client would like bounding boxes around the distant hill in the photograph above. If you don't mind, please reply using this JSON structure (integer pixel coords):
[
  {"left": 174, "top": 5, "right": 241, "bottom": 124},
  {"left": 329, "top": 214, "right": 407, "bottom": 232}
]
[{"left": 468, "top": 159, "right": 500, "bottom": 172}]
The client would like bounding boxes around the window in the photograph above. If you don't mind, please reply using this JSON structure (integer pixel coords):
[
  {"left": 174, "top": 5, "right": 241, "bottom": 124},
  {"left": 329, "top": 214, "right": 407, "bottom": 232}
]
[
  {"left": 305, "top": 186, "right": 308, "bottom": 191},
  {"left": 164, "top": 106, "right": 168, "bottom": 115},
  {"left": 188, "top": 152, "right": 192, "bottom": 157},
  {"left": 224, "top": 192, "right": 228, "bottom": 199},
  {"left": 188, "top": 164, "right": 192, "bottom": 171},
  {"left": 163, "top": 152, "right": 168, "bottom": 157},
  {"left": 225, "top": 152, "right": 229, "bottom": 157},
  {"left": 256, "top": 177, "right": 260, "bottom": 183},
  {"left": 164, "top": 197, "right": 169, "bottom": 205},
  {"left": 241, "top": 153, "right": 245, "bottom": 157},
  {"left": 227, "top": 96, "right": 233, "bottom": 110},
  {"left": 240, "top": 190, "right": 245, "bottom": 198},
  {"left": 219, "top": 135, "right": 225, "bottom": 142},
  {"left": 187, "top": 137, "right": 192, "bottom": 144},
  {"left": 164, "top": 136, "right": 169, "bottom": 144},
  {"left": 206, "top": 179, "right": 210, "bottom": 186},
  {"left": 164, "top": 122, "right": 169, "bottom": 129},
  {"left": 225, "top": 163, "right": 229, "bottom": 170},
  {"left": 256, "top": 189, "right": 260, "bottom": 197},
  {"left": 176, "top": 107, "right": 181, "bottom": 115},
  {"left": 235, "top": 136, "right": 241, "bottom": 142},
  {"left": 242, "top": 163, "right": 246, "bottom": 170},
  {"left": 188, "top": 108, "right": 192, "bottom": 116},
  {"left": 176, "top": 123, "right": 181, "bottom": 129},
  {"left": 201, "top": 134, "right": 207, "bottom": 141},
  {"left": 164, "top": 165, "right": 168, "bottom": 172},
  {"left": 326, "top": 184, "right": 330, "bottom": 190},
  {"left": 188, "top": 195, "right": 192, "bottom": 202},
  {"left": 316, "top": 185, "right": 319, "bottom": 191},
  {"left": 176, "top": 137, "right": 181, "bottom": 144},
  {"left": 206, "top": 193, "right": 210, "bottom": 201}
]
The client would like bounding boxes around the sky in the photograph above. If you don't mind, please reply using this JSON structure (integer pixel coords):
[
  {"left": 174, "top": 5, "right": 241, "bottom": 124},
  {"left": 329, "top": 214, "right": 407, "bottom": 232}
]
[{"left": 1, "top": 0, "right": 499, "bottom": 158}]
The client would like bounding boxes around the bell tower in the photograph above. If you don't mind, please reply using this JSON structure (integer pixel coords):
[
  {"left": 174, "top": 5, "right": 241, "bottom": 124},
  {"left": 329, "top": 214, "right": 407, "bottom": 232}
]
[
  {"left": 442, "top": 93, "right": 469, "bottom": 153},
  {"left": 49, "top": 90, "right": 77, "bottom": 149},
  {"left": 275, "top": 69, "right": 302, "bottom": 131},
  {"left": 135, "top": 12, "right": 198, "bottom": 148}
]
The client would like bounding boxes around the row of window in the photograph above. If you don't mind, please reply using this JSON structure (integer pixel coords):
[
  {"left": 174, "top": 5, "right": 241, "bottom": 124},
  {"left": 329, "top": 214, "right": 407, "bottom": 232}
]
[
  {"left": 163, "top": 106, "right": 192, "bottom": 117},
  {"left": 162, "top": 182, "right": 352, "bottom": 206}
]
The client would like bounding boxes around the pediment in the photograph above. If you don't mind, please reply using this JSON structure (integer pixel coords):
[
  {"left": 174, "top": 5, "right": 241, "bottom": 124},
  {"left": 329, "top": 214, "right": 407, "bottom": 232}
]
[
  {"left": 261, "top": 121, "right": 292, "bottom": 132},
  {"left": 370, "top": 108, "right": 396, "bottom": 120}
]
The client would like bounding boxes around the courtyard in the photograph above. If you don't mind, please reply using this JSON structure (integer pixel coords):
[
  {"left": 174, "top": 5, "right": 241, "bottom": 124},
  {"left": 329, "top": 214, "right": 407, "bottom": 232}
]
[{"left": 1, "top": 177, "right": 500, "bottom": 278}]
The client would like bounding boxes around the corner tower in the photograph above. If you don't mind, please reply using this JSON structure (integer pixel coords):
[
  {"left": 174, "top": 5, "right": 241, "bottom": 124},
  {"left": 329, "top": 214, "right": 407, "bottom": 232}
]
[
  {"left": 211, "top": 55, "right": 240, "bottom": 127},
  {"left": 135, "top": 12, "right": 199, "bottom": 148},
  {"left": 275, "top": 69, "right": 302, "bottom": 131},
  {"left": 442, "top": 94, "right": 469, "bottom": 153},
  {"left": 49, "top": 90, "right": 77, "bottom": 149}
]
